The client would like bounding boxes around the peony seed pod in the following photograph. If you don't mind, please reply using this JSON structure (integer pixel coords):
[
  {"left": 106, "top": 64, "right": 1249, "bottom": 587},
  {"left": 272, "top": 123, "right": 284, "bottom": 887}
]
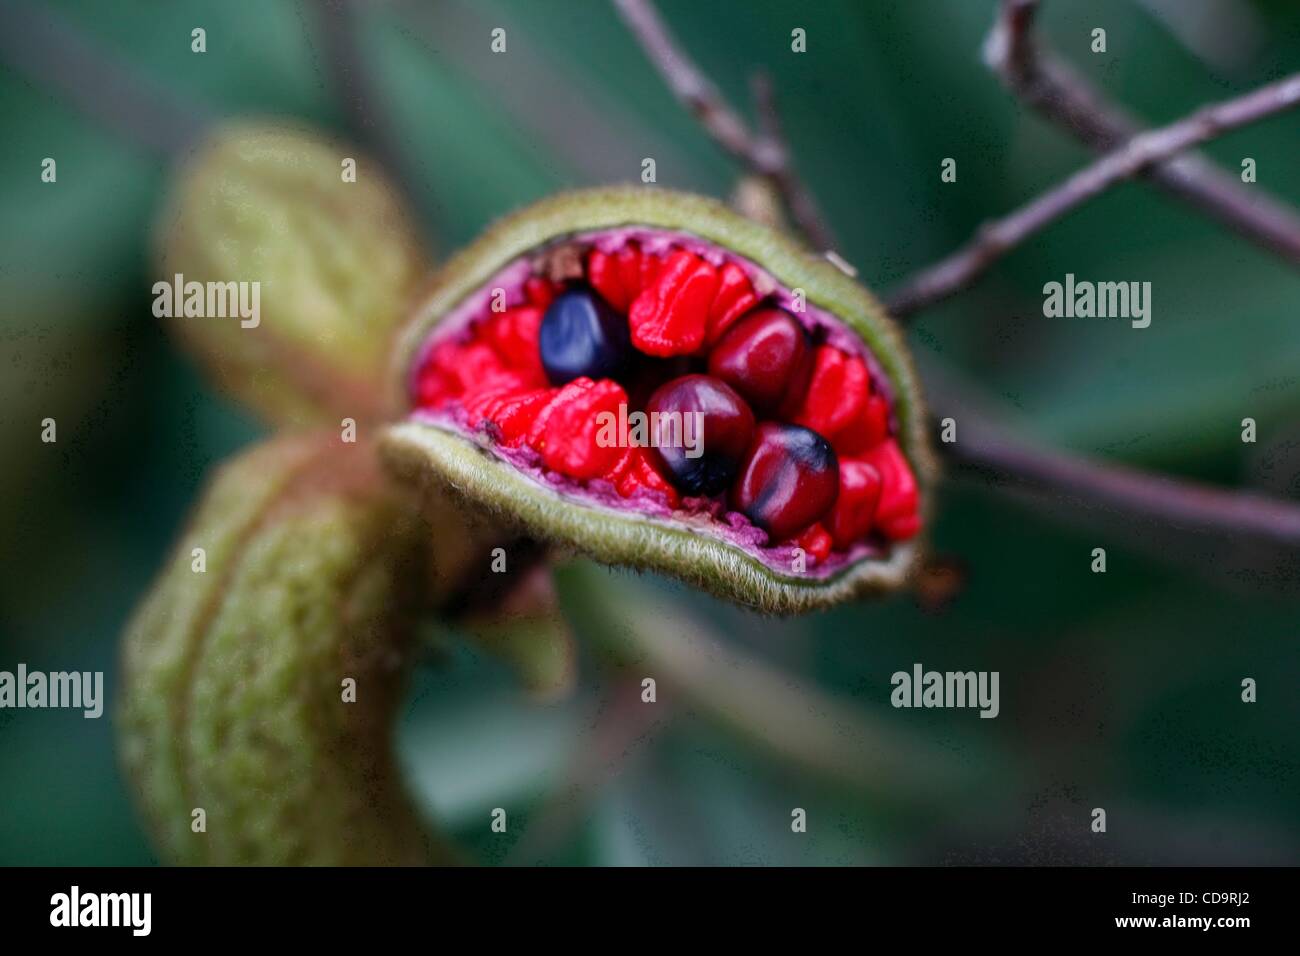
[
  {"left": 118, "top": 433, "right": 455, "bottom": 865},
  {"left": 156, "top": 121, "right": 428, "bottom": 426},
  {"left": 382, "top": 188, "right": 935, "bottom": 613}
]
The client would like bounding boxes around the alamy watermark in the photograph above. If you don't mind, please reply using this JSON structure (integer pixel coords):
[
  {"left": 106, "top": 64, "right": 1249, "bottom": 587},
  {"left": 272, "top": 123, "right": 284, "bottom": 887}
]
[
  {"left": 50, "top": 886, "right": 151, "bottom": 936},
  {"left": 152, "top": 272, "right": 261, "bottom": 328},
  {"left": 0, "top": 664, "right": 103, "bottom": 718},
  {"left": 1042, "top": 273, "right": 1151, "bottom": 329},
  {"left": 595, "top": 403, "right": 703, "bottom": 458},
  {"left": 891, "top": 663, "right": 999, "bottom": 718}
]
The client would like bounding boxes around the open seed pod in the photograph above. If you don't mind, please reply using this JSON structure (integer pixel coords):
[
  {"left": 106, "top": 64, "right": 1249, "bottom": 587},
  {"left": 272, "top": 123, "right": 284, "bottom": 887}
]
[
  {"left": 118, "top": 433, "right": 455, "bottom": 865},
  {"left": 382, "top": 188, "right": 935, "bottom": 613},
  {"left": 155, "top": 120, "right": 427, "bottom": 426}
]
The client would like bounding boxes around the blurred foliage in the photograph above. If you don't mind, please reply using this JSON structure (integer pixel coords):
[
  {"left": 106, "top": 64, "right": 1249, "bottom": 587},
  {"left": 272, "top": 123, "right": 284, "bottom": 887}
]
[{"left": 1, "top": 0, "right": 1298, "bottom": 865}]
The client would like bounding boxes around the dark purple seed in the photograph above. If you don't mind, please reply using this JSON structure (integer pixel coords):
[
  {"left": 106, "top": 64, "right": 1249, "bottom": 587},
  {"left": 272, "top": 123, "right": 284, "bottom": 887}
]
[
  {"left": 645, "top": 374, "right": 755, "bottom": 497},
  {"left": 706, "top": 307, "right": 809, "bottom": 412},
  {"left": 539, "top": 287, "right": 633, "bottom": 385},
  {"left": 731, "top": 422, "right": 839, "bottom": 541}
]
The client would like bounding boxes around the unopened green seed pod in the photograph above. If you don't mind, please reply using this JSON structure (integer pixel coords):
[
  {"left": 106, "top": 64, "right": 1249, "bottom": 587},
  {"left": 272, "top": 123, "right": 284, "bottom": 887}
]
[
  {"left": 119, "top": 433, "right": 455, "bottom": 865},
  {"left": 156, "top": 121, "right": 427, "bottom": 426},
  {"left": 382, "top": 187, "right": 935, "bottom": 614}
]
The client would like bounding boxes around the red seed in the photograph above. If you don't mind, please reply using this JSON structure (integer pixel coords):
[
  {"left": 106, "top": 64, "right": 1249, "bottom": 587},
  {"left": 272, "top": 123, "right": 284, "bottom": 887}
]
[
  {"left": 614, "top": 447, "right": 681, "bottom": 507},
  {"left": 462, "top": 371, "right": 532, "bottom": 425},
  {"left": 430, "top": 342, "right": 503, "bottom": 399},
  {"left": 602, "top": 447, "right": 634, "bottom": 484},
  {"left": 491, "top": 387, "right": 555, "bottom": 446},
  {"left": 881, "top": 512, "right": 921, "bottom": 540},
  {"left": 705, "top": 262, "right": 759, "bottom": 345},
  {"left": 529, "top": 377, "right": 627, "bottom": 480},
  {"left": 707, "top": 307, "right": 808, "bottom": 413},
  {"left": 617, "top": 246, "right": 644, "bottom": 302},
  {"left": 833, "top": 393, "right": 890, "bottom": 455},
  {"left": 787, "top": 345, "right": 868, "bottom": 440},
  {"left": 525, "top": 277, "right": 560, "bottom": 309},
  {"left": 628, "top": 250, "right": 719, "bottom": 356},
  {"left": 858, "top": 439, "right": 920, "bottom": 541},
  {"left": 639, "top": 249, "right": 661, "bottom": 291},
  {"left": 793, "top": 523, "right": 833, "bottom": 562},
  {"left": 414, "top": 348, "right": 450, "bottom": 407},
  {"left": 484, "top": 305, "right": 546, "bottom": 382},
  {"left": 826, "top": 459, "right": 883, "bottom": 550},
  {"left": 587, "top": 250, "right": 628, "bottom": 311},
  {"left": 527, "top": 378, "right": 592, "bottom": 448},
  {"left": 414, "top": 339, "right": 475, "bottom": 407}
]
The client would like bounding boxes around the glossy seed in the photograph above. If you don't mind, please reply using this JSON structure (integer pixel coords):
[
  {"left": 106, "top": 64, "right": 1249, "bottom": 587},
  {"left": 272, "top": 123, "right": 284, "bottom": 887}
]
[
  {"left": 731, "top": 422, "right": 839, "bottom": 541},
  {"left": 645, "top": 374, "right": 755, "bottom": 497},
  {"left": 707, "top": 307, "right": 809, "bottom": 413},
  {"left": 539, "top": 287, "right": 633, "bottom": 385}
]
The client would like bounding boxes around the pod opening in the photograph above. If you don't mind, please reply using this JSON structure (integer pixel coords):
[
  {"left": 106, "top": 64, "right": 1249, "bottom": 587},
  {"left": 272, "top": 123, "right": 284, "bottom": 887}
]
[{"left": 405, "top": 228, "right": 921, "bottom": 578}]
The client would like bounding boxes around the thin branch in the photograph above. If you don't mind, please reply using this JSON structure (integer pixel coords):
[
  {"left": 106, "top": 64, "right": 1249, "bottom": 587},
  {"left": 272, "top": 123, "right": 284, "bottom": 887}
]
[
  {"left": 0, "top": 0, "right": 212, "bottom": 157},
  {"left": 886, "top": 71, "right": 1300, "bottom": 318},
  {"left": 984, "top": 0, "right": 1300, "bottom": 267},
  {"left": 926, "top": 367, "right": 1300, "bottom": 549},
  {"left": 611, "top": 0, "right": 836, "bottom": 250},
  {"left": 749, "top": 70, "right": 833, "bottom": 253}
]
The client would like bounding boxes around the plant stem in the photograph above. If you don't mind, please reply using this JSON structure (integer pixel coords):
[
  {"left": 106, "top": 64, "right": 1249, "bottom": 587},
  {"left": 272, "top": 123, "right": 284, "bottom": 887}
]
[
  {"left": 927, "top": 367, "right": 1300, "bottom": 549},
  {"left": 886, "top": 71, "right": 1300, "bottom": 318},
  {"left": 983, "top": 0, "right": 1300, "bottom": 267},
  {"left": 611, "top": 0, "right": 836, "bottom": 251}
]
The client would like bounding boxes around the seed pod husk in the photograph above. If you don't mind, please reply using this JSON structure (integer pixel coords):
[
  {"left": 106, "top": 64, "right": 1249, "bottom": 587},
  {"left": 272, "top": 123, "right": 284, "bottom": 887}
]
[
  {"left": 156, "top": 120, "right": 428, "bottom": 427},
  {"left": 382, "top": 187, "right": 935, "bottom": 614},
  {"left": 119, "top": 433, "right": 454, "bottom": 865}
]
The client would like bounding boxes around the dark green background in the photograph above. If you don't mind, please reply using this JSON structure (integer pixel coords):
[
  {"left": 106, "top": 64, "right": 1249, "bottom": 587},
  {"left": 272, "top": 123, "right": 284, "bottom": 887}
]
[{"left": 2, "top": 0, "right": 1297, "bottom": 865}]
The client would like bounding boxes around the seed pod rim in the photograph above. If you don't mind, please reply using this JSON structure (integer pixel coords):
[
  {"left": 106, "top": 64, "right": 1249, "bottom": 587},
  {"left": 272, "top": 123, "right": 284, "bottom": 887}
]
[{"left": 383, "top": 187, "right": 935, "bottom": 613}]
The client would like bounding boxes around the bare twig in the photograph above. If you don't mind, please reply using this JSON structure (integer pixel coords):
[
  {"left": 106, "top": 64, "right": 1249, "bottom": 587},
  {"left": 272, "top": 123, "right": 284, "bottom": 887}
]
[
  {"left": 984, "top": 0, "right": 1300, "bottom": 267},
  {"left": 954, "top": 435, "right": 1300, "bottom": 548},
  {"left": 611, "top": 0, "right": 836, "bottom": 250},
  {"left": 886, "top": 71, "right": 1300, "bottom": 318},
  {"left": 928, "top": 369, "right": 1300, "bottom": 549},
  {"left": 0, "top": 0, "right": 211, "bottom": 157}
]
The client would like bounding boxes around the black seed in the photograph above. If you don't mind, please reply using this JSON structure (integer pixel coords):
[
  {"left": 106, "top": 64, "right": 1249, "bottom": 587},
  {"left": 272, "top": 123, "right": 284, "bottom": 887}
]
[{"left": 539, "top": 287, "right": 633, "bottom": 385}]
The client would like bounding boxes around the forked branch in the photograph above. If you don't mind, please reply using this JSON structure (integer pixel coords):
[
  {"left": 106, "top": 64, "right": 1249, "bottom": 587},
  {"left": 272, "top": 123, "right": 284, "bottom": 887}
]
[
  {"left": 983, "top": 0, "right": 1300, "bottom": 267},
  {"left": 885, "top": 70, "right": 1300, "bottom": 317},
  {"left": 611, "top": 0, "right": 836, "bottom": 251}
]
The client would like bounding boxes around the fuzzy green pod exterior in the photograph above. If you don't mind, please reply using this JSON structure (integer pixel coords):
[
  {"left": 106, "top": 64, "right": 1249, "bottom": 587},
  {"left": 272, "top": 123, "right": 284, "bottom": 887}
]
[
  {"left": 382, "top": 187, "right": 935, "bottom": 614},
  {"left": 156, "top": 121, "right": 428, "bottom": 426},
  {"left": 119, "top": 434, "right": 452, "bottom": 865}
]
